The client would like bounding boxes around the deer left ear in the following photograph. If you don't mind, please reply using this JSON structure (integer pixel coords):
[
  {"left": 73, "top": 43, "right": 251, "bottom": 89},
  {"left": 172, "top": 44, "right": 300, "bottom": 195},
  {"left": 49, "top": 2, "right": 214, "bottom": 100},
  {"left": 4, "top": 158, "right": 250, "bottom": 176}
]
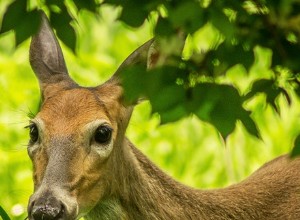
[{"left": 30, "top": 11, "right": 77, "bottom": 100}]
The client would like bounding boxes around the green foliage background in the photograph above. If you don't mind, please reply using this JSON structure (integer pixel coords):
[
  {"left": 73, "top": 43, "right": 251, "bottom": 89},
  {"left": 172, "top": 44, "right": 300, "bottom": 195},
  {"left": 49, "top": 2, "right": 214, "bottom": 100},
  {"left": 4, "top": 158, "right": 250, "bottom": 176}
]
[{"left": 0, "top": 2, "right": 299, "bottom": 220}]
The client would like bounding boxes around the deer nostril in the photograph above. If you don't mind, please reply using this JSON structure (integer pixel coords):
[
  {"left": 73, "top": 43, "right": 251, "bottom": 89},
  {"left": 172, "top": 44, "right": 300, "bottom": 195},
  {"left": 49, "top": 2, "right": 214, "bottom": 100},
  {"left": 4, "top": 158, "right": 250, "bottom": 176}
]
[{"left": 31, "top": 201, "right": 65, "bottom": 220}]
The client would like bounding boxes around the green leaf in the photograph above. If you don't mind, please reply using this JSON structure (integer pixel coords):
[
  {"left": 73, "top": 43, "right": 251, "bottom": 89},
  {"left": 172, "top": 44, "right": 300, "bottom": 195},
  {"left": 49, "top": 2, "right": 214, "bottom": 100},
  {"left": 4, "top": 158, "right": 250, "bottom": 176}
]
[
  {"left": 155, "top": 17, "right": 175, "bottom": 37},
  {"left": 56, "top": 23, "right": 76, "bottom": 52},
  {"left": 192, "top": 83, "right": 253, "bottom": 139},
  {"left": 168, "top": 1, "right": 206, "bottom": 33},
  {"left": 119, "top": 1, "right": 148, "bottom": 27},
  {"left": 0, "top": 0, "right": 41, "bottom": 46},
  {"left": 103, "top": 0, "right": 123, "bottom": 4},
  {"left": 291, "top": 135, "right": 300, "bottom": 158},
  {"left": 210, "top": 107, "right": 236, "bottom": 139},
  {"left": 50, "top": 7, "right": 76, "bottom": 52},
  {"left": 45, "top": 0, "right": 65, "bottom": 8},
  {"left": 295, "top": 85, "right": 300, "bottom": 98},
  {"left": 150, "top": 84, "right": 185, "bottom": 113},
  {"left": 15, "top": 10, "right": 41, "bottom": 46},
  {"left": 0, "top": 206, "right": 10, "bottom": 220},
  {"left": 245, "top": 79, "right": 274, "bottom": 97},
  {"left": 209, "top": 43, "right": 254, "bottom": 73},
  {"left": 189, "top": 84, "right": 220, "bottom": 120},
  {"left": 159, "top": 104, "right": 187, "bottom": 124},
  {"left": 0, "top": 0, "right": 27, "bottom": 34},
  {"left": 121, "top": 63, "right": 189, "bottom": 119},
  {"left": 121, "top": 65, "right": 147, "bottom": 104},
  {"left": 209, "top": 7, "right": 235, "bottom": 40},
  {"left": 244, "top": 79, "right": 286, "bottom": 111},
  {"left": 279, "top": 38, "right": 300, "bottom": 73},
  {"left": 239, "top": 111, "right": 259, "bottom": 138},
  {"left": 73, "top": 0, "right": 98, "bottom": 12}
]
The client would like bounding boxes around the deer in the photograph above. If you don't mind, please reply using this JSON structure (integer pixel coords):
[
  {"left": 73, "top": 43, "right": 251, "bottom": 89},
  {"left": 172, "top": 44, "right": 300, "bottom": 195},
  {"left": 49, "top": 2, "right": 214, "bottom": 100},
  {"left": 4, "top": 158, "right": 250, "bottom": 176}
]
[{"left": 26, "top": 12, "right": 300, "bottom": 220}]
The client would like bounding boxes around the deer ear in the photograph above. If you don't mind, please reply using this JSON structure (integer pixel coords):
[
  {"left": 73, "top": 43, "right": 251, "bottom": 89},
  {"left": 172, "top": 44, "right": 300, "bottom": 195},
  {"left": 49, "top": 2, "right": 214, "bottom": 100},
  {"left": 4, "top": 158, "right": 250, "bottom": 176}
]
[
  {"left": 30, "top": 11, "right": 76, "bottom": 99},
  {"left": 97, "top": 39, "right": 159, "bottom": 124},
  {"left": 111, "top": 38, "right": 160, "bottom": 80}
]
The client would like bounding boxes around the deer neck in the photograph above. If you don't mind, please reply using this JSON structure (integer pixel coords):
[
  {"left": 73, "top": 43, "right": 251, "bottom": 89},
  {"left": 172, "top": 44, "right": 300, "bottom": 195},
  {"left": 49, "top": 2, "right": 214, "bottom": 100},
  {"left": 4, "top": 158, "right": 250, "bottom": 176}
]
[
  {"left": 85, "top": 138, "right": 204, "bottom": 219},
  {"left": 85, "top": 138, "right": 271, "bottom": 220}
]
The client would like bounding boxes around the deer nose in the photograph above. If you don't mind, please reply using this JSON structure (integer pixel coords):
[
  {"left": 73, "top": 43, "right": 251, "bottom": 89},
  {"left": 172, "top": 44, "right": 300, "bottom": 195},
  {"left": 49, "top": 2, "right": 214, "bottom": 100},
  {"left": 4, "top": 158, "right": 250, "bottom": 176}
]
[{"left": 30, "top": 195, "right": 65, "bottom": 220}]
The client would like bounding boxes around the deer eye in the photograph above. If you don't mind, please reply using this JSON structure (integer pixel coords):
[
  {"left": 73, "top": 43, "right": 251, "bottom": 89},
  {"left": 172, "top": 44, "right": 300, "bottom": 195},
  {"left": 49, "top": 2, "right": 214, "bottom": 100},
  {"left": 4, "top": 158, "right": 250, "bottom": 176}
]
[
  {"left": 94, "top": 125, "right": 112, "bottom": 144},
  {"left": 28, "top": 124, "right": 39, "bottom": 143}
]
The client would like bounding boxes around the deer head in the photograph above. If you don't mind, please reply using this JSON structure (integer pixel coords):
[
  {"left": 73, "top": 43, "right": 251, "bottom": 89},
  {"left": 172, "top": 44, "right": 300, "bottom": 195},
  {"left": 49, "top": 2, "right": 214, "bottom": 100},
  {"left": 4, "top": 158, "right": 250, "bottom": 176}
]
[{"left": 27, "top": 12, "right": 156, "bottom": 220}]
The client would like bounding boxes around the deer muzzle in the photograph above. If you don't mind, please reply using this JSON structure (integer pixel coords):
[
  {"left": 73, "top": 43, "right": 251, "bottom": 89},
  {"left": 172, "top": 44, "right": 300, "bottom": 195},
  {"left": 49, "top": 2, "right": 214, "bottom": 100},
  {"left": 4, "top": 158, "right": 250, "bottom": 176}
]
[
  {"left": 28, "top": 189, "right": 78, "bottom": 220},
  {"left": 29, "top": 193, "right": 64, "bottom": 220}
]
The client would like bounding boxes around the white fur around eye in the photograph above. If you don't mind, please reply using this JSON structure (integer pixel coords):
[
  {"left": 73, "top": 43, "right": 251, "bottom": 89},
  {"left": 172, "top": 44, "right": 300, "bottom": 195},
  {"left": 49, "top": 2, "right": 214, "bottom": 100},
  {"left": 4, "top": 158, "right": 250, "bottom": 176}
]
[
  {"left": 92, "top": 140, "right": 114, "bottom": 158},
  {"left": 85, "top": 120, "right": 114, "bottom": 158},
  {"left": 28, "top": 142, "right": 39, "bottom": 155}
]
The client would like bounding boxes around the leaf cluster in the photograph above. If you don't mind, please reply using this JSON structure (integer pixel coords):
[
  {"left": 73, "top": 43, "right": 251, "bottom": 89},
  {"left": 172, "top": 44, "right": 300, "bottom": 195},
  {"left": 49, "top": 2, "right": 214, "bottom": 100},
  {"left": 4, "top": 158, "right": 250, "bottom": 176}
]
[{"left": 1, "top": 0, "right": 300, "bottom": 150}]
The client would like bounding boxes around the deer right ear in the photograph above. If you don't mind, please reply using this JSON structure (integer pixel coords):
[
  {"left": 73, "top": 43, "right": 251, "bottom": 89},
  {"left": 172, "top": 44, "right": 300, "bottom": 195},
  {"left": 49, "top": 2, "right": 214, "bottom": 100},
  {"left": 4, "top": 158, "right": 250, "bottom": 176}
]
[
  {"left": 30, "top": 11, "right": 76, "bottom": 99},
  {"left": 110, "top": 38, "right": 160, "bottom": 81}
]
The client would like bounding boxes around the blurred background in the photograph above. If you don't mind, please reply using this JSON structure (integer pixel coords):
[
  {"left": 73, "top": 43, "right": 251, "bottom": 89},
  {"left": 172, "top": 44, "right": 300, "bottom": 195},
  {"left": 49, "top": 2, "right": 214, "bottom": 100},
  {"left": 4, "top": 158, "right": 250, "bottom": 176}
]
[{"left": 0, "top": 2, "right": 299, "bottom": 220}]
